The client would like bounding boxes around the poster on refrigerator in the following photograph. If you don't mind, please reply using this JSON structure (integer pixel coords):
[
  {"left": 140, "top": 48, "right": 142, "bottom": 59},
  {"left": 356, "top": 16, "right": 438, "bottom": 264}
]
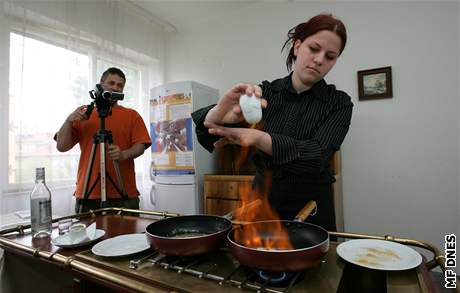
[{"left": 150, "top": 93, "right": 194, "bottom": 175}]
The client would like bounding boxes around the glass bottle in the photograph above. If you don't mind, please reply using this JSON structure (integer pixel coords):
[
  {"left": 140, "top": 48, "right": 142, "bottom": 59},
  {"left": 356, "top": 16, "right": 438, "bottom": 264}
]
[{"left": 30, "top": 167, "right": 52, "bottom": 238}]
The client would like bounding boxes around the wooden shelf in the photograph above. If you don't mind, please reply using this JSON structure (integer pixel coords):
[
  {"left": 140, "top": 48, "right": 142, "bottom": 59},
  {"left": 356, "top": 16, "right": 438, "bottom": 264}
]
[{"left": 204, "top": 175, "right": 253, "bottom": 216}]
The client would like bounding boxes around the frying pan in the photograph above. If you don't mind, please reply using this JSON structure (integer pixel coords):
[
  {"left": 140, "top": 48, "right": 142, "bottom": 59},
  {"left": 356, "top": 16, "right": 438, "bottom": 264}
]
[
  {"left": 145, "top": 200, "right": 261, "bottom": 256},
  {"left": 227, "top": 201, "right": 329, "bottom": 272}
]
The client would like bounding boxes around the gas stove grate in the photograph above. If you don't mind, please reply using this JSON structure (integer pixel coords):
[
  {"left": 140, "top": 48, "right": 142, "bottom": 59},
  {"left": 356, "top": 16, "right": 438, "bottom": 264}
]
[{"left": 140, "top": 250, "right": 302, "bottom": 293}]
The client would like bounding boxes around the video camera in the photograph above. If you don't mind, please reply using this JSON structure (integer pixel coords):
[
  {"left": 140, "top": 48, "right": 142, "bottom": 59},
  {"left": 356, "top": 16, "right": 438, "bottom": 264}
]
[
  {"left": 85, "top": 84, "right": 124, "bottom": 118},
  {"left": 91, "top": 84, "right": 124, "bottom": 101}
]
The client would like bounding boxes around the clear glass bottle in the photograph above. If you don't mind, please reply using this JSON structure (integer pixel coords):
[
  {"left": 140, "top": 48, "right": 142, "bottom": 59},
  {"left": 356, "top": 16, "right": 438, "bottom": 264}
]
[{"left": 30, "top": 167, "right": 52, "bottom": 238}]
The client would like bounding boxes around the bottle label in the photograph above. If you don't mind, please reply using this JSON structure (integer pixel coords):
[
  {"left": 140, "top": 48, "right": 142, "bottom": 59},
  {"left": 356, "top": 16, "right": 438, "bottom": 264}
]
[
  {"left": 31, "top": 198, "right": 51, "bottom": 230},
  {"left": 39, "top": 200, "right": 51, "bottom": 224}
]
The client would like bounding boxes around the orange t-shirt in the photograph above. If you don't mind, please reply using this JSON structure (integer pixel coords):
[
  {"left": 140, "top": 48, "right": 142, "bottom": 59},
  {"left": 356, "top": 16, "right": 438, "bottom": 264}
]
[{"left": 71, "top": 105, "right": 151, "bottom": 199}]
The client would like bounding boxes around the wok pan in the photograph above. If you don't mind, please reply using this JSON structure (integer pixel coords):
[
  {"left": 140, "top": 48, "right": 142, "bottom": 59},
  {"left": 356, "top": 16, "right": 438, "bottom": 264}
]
[
  {"left": 227, "top": 201, "right": 329, "bottom": 272},
  {"left": 145, "top": 200, "right": 261, "bottom": 256}
]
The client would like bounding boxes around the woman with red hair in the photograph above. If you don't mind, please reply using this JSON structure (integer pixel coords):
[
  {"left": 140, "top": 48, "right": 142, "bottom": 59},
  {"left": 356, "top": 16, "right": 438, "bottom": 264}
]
[{"left": 192, "top": 14, "right": 353, "bottom": 232}]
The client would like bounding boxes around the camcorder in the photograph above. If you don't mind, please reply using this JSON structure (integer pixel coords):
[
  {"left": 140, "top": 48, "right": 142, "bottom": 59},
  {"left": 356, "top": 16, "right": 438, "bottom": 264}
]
[{"left": 85, "top": 84, "right": 124, "bottom": 118}]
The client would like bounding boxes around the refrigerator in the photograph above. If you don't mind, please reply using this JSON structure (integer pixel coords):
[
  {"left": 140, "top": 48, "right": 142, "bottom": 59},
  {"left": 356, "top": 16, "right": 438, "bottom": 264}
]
[{"left": 142, "top": 81, "right": 219, "bottom": 215}]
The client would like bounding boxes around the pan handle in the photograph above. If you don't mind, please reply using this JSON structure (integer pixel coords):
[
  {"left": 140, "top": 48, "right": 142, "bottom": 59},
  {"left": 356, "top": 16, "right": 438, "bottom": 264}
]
[
  {"left": 223, "top": 199, "right": 262, "bottom": 220},
  {"left": 293, "top": 200, "right": 317, "bottom": 222}
]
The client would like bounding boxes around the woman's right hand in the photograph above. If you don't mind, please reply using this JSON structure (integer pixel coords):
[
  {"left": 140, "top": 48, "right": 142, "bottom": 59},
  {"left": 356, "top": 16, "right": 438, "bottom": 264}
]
[
  {"left": 204, "top": 83, "right": 266, "bottom": 125},
  {"left": 66, "top": 105, "right": 89, "bottom": 123}
]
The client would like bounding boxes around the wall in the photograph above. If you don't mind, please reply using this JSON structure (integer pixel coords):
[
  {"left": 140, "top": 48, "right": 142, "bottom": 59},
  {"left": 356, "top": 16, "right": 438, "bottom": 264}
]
[{"left": 164, "top": 1, "right": 459, "bottom": 255}]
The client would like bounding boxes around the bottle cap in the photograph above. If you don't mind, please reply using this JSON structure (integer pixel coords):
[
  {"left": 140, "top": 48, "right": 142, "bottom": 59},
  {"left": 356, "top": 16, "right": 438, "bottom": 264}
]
[{"left": 35, "top": 167, "right": 45, "bottom": 181}]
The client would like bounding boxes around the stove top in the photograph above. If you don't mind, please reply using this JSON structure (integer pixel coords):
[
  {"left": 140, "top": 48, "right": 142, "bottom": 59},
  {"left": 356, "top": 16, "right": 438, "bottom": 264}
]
[
  {"left": 75, "top": 242, "right": 426, "bottom": 293},
  {"left": 144, "top": 250, "right": 305, "bottom": 293}
]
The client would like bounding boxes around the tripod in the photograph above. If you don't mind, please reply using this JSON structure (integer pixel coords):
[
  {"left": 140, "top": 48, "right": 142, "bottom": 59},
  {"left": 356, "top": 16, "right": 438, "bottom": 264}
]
[{"left": 79, "top": 108, "right": 128, "bottom": 213}]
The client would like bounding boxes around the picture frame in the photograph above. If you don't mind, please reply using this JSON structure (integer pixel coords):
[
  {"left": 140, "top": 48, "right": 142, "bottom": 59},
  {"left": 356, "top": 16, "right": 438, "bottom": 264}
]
[{"left": 357, "top": 66, "right": 393, "bottom": 100}]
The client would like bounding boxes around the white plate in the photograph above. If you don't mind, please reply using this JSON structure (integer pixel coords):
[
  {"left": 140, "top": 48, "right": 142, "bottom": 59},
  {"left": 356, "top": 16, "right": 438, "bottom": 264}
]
[
  {"left": 336, "top": 239, "right": 422, "bottom": 271},
  {"left": 91, "top": 233, "right": 150, "bottom": 257},
  {"left": 52, "top": 229, "right": 106, "bottom": 248}
]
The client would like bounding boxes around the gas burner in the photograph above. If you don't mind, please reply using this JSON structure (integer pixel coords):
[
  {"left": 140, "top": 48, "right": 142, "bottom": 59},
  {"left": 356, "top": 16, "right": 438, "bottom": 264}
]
[
  {"left": 252, "top": 270, "right": 304, "bottom": 288},
  {"left": 146, "top": 249, "right": 304, "bottom": 292}
]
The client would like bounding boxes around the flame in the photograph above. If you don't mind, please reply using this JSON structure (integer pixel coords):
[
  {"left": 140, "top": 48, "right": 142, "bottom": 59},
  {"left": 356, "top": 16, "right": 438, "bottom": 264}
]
[
  {"left": 229, "top": 121, "right": 293, "bottom": 250},
  {"left": 233, "top": 169, "right": 294, "bottom": 250},
  {"left": 233, "top": 122, "right": 263, "bottom": 173}
]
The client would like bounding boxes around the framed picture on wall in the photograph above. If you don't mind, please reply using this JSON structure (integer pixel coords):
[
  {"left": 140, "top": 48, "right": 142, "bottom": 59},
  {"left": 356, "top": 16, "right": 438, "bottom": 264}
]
[{"left": 357, "top": 66, "right": 393, "bottom": 100}]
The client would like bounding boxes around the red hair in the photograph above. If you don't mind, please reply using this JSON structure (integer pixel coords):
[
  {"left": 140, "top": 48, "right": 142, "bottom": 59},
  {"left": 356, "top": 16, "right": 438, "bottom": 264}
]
[{"left": 282, "top": 14, "right": 347, "bottom": 72}]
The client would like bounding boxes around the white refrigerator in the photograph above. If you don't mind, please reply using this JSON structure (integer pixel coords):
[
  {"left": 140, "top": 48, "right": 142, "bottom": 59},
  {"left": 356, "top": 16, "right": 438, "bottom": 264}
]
[{"left": 142, "top": 81, "right": 219, "bottom": 215}]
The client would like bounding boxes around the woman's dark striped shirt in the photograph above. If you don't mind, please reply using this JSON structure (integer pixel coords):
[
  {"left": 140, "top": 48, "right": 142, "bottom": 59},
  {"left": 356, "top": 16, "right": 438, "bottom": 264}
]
[{"left": 192, "top": 74, "right": 353, "bottom": 185}]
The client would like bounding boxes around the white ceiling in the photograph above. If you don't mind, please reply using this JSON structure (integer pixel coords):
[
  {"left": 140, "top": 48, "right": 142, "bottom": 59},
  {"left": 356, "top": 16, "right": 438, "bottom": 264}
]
[{"left": 128, "top": 0, "right": 270, "bottom": 33}]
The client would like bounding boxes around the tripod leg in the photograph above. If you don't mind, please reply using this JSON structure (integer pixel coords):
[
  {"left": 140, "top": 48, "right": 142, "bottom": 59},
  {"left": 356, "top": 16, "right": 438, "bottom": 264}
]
[
  {"left": 112, "top": 160, "right": 128, "bottom": 200},
  {"left": 100, "top": 142, "right": 107, "bottom": 207},
  {"left": 80, "top": 142, "right": 98, "bottom": 213}
]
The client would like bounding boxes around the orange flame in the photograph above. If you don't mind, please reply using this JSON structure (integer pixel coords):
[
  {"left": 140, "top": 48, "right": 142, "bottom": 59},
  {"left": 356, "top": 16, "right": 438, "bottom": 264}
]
[{"left": 234, "top": 170, "right": 294, "bottom": 250}]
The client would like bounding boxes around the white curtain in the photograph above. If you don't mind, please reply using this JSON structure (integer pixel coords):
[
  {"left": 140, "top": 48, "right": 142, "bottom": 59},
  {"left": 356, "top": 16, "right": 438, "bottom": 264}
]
[{"left": 0, "top": 0, "right": 166, "bottom": 216}]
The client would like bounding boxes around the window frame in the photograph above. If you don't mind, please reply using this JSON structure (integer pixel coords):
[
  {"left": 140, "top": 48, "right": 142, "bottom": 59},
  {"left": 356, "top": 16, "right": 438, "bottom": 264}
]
[{"left": 4, "top": 27, "right": 152, "bottom": 194}]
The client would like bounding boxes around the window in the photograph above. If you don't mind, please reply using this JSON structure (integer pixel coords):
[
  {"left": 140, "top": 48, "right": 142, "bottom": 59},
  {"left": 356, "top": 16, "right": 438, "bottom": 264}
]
[
  {"left": 8, "top": 32, "right": 145, "bottom": 188},
  {"left": 9, "top": 32, "right": 88, "bottom": 186}
]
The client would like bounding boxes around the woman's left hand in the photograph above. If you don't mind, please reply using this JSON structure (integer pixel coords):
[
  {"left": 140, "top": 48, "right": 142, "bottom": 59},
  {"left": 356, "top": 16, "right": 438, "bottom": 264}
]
[
  {"left": 205, "top": 122, "right": 260, "bottom": 148},
  {"left": 205, "top": 122, "right": 273, "bottom": 156}
]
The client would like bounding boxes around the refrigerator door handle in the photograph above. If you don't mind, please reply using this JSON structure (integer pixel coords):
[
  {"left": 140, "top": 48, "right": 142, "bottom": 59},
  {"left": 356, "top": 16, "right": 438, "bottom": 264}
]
[
  {"left": 156, "top": 183, "right": 194, "bottom": 186},
  {"left": 150, "top": 182, "right": 156, "bottom": 208}
]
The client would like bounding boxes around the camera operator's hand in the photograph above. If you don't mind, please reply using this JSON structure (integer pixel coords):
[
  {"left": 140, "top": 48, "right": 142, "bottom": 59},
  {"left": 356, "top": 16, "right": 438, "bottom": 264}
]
[
  {"left": 66, "top": 106, "right": 89, "bottom": 123},
  {"left": 108, "top": 145, "right": 126, "bottom": 161},
  {"left": 56, "top": 106, "right": 89, "bottom": 152}
]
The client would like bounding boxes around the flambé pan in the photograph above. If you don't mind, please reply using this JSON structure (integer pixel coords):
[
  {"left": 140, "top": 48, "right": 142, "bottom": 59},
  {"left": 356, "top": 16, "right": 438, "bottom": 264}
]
[{"left": 227, "top": 201, "right": 329, "bottom": 272}]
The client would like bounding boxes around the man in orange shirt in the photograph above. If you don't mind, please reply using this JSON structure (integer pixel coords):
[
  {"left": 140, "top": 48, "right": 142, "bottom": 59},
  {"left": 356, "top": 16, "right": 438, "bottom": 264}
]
[{"left": 55, "top": 67, "right": 151, "bottom": 213}]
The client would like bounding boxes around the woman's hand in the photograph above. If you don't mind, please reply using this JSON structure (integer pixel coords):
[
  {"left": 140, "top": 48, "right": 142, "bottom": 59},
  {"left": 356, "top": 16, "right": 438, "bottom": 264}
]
[
  {"left": 205, "top": 122, "right": 273, "bottom": 155},
  {"left": 205, "top": 83, "right": 266, "bottom": 125}
]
